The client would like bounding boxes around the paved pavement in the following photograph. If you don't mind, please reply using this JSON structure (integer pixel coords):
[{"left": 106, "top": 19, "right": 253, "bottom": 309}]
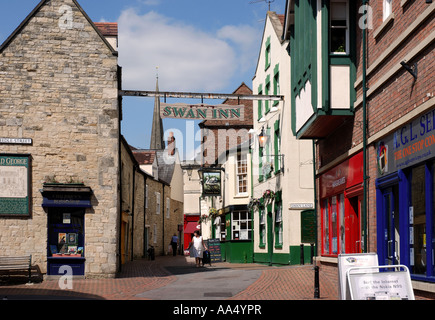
[{"left": 0, "top": 255, "right": 432, "bottom": 301}]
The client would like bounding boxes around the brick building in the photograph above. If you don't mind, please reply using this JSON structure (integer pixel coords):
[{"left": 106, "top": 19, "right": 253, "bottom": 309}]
[{"left": 284, "top": 0, "right": 434, "bottom": 296}]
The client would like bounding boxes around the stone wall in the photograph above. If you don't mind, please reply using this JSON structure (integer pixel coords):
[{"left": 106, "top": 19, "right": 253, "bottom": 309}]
[{"left": 0, "top": 0, "right": 120, "bottom": 277}]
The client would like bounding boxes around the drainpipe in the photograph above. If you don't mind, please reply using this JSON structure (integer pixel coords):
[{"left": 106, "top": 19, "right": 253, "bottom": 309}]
[
  {"left": 312, "top": 140, "right": 318, "bottom": 259},
  {"left": 143, "top": 175, "right": 147, "bottom": 258},
  {"left": 362, "top": 0, "right": 369, "bottom": 253}
]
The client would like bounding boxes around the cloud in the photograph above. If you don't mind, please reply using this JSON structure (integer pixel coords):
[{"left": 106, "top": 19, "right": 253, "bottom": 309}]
[{"left": 117, "top": 9, "right": 237, "bottom": 92}]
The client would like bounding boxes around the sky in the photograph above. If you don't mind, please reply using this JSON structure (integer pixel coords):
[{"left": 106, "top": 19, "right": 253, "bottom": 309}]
[{"left": 0, "top": 0, "right": 286, "bottom": 160}]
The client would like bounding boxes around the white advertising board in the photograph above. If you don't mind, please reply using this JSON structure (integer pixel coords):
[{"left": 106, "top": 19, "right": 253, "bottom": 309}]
[
  {"left": 347, "top": 265, "right": 414, "bottom": 300},
  {"left": 338, "top": 253, "right": 379, "bottom": 300}
]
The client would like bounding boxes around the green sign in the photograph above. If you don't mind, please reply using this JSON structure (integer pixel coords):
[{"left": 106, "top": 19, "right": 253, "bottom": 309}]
[
  {"left": 301, "top": 210, "right": 316, "bottom": 243},
  {"left": 0, "top": 155, "right": 31, "bottom": 216}
]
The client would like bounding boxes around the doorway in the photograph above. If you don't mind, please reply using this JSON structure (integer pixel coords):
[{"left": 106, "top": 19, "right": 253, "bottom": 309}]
[{"left": 382, "top": 185, "right": 400, "bottom": 265}]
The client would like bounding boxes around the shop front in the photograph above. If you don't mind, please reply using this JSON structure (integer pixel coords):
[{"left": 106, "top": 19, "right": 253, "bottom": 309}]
[
  {"left": 376, "top": 109, "right": 435, "bottom": 282},
  {"left": 320, "top": 152, "right": 364, "bottom": 257},
  {"left": 42, "top": 184, "right": 92, "bottom": 277}
]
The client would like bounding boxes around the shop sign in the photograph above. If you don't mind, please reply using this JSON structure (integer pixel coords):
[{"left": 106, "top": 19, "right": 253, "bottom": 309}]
[
  {"left": 377, "top": 109, "right": 435, "bottom": 176},
  {"left": 0, "top": 155, "right": 31, "bottom": 216},
  {"left": 320, "top": 152, "right": 363, "bottom": 198},
  {"left": 161, "top": 103, "right": 244, "bottom": 121}
]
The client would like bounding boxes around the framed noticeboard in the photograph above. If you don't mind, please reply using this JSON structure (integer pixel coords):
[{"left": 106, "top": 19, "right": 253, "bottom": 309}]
[{"left": 0, "top": 155, "right": 31, "bottom": 217}]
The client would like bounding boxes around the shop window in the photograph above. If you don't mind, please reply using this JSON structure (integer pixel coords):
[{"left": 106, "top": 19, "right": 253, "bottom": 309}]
[
  {"left": 322, "top": 194, "right": 348, "bottom": 256},
  {"left": 232, "top": 210, "right": 252, "bottom": 240},
  {"left": 330, "top": 0, "right": 349, "bottom": 54},
  {"left": 411, "top": 164, "right": 427, "bottom": 276},
  {"left": 48, "top": 209, "right": 84, "bottom": 257}
]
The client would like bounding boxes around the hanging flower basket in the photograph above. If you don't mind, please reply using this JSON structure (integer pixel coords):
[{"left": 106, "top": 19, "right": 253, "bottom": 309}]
[
  {"left": 262, "top": 189, "right": 275, "bottom": 206},
  {"left": 248, "top": 198, "right": 261, "bottom": 212}
]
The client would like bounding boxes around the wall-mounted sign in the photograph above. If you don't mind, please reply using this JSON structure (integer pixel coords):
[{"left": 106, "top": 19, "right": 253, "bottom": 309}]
[
  {"left": 0, "top": 138, "right": 32, "bottom": 145},
  {"left": 377, "top": 108, "right": 435, "bottom": 177},
  {"left": 202, "top": 170, "right": 221, "bottom": 196},
  {"left": 0, "top": 155, "right": 31, "bottom": 217},
  {"left": 161, "top": 103, "right": 244, "bottom": 121},
  {"left": 290, "top": 203, "right": 314, "bottom": 210}
]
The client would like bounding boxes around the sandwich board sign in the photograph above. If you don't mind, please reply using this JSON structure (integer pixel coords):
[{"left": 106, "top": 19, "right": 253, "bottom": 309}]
[
  {"left": 338, "top": 253, "right": 379, "bottom": 300},
  {"left": 347, "top": 265, "right": 414, "bottom": 300}
]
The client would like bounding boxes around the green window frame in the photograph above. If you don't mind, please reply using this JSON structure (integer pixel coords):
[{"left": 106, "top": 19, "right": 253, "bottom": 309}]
[
  {"left": 257, "top": 84, "right": 263, "bottom": 121},
  {"left": 265, "top": 36, "right": 271, "bottom": 71},
  {"left": 274, "top": 191, "right": 283, "bottom": 248},
  {"left": 265, "top": 75, "right": 271, "bottom": 114},
  {"left": 258, "top": 145, "right": 264, "bottom": 182},
  {"left": 273, "top": 64, "right": 280, "bottom": 106},
  {"left": 274, "top": 119, "right": 281, "bottom": 174}
]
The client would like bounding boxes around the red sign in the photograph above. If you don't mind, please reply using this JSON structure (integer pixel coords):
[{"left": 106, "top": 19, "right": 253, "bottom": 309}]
[{"left": 320, "top": 152, "right": 363, "bottom": 199}]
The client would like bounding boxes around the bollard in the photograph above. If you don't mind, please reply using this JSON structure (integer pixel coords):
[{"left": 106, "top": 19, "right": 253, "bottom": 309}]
[
  {"left": 300, "top": 244, "right": 304, "bottom": 265},
  {"left": 314, "top": 266, "right": 320, "bottom": 299}
]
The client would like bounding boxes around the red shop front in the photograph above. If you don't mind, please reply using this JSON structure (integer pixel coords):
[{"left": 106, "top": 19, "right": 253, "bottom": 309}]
[{"left": 319, "top": 152, "right": 363, "bottom": 257}]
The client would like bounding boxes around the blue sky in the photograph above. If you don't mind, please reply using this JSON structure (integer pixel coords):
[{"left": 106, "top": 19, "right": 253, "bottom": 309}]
[{"left": 0, "top": 0, "right": 286, "bottom": 160}]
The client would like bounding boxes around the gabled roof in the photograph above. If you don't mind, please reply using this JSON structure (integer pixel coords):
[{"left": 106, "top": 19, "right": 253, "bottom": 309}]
[
  {"left": 94, "top": 22, "right": 118, "bottom": 37},
  {"left": 252, "top": 11, "right": 287, "bottom": 81},
  {"left": 132, "top": 150, "right": 156, "bottom": 165},
  {"left": 0, "top": 0, "right": 117, "bottom": 55}
]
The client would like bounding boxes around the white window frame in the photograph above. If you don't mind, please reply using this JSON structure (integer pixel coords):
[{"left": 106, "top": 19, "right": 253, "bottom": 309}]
[
  {"left": 232, "top": 211, "right": 251, "bottom": 240},
  {"left": 236, "top": 153, "right": 248, "bottom": 195}
]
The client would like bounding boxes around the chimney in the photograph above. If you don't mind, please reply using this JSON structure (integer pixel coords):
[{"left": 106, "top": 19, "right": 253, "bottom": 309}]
[{"left": 167, "top": 132, "right": 176, "bottom": 156}]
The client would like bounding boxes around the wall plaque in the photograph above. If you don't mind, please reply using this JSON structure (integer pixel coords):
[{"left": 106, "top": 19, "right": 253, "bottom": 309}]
[{"left": 0, "top": 155, "right": 31, "bottom": 216}]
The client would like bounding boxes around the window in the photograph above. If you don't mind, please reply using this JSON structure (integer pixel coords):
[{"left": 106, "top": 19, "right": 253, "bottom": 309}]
[
  {"left": 265, "top": 36, "right": 271, "bottom": 70},
  {"left": 257, "top": 84, "right": 263, "bottom": 121},
  {"left": 330, "top": 0, "right": 349, "bottom": 54},
  {"left": 274, "top": 120, "right": 281, "bottom": 173},
  {"left": 411, "top": 164, "right": 426, "bottom": 276},
  {"left": 275, "top": 203, "right": 283, "bottom": 246},
  {"left": 153, "top": 224, "right": 157, "bottom": 243},
  {"left": 383, "top": 0, "right": 393, "bottom": 21},
  {"left": 237, "top": 153, "right": 248, "bottom": 195},
  {"left": 265, "top": 75, "right": 271, "bottom": 113},
  {"left": 166, "top": 197, "right": 170, "bottom": 218},
  {"left": 322, "top": 195, "right": 344, "bottom": 255},
  {"left": 273, "top": 64, "right": 280, "bottom": 107},
  {"left": 156, "top": 192, "right": 160, "bottom": 215},
  {"left": 145, "top": 184, "right": 148, "bottom": 209},
  {"left": 259, "top": 208, "right": 266, "bottom": 246},
  {"left": 232, "top": 210, "right": 252, "bottom": 240}
]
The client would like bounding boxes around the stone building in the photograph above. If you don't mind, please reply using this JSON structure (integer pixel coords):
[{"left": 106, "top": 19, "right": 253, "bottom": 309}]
[{"left": 0, "top": 0, "right": 120, "bottom": 278}]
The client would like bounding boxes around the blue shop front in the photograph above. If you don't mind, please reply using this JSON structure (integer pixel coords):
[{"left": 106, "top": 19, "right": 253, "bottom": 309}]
[
  {"left": 376, "top": 108, "right": 435, "bottom": 282},
  {"left": 42, "top": 183, "right": 92, "bottom": 277}
]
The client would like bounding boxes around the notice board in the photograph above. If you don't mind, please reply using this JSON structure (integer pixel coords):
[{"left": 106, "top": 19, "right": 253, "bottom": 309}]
[{"left": 207, "top": 239, "right": 222, "bottom": 263}]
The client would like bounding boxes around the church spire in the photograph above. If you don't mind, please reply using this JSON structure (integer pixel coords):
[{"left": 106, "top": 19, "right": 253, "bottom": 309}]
[{"left": 150, "top": 70, "right": 165, "bottom": 150}]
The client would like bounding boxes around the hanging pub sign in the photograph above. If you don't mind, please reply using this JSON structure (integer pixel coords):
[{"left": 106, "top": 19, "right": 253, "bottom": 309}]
[
  {"left": 377, "top": 108, "right": 435, "bottom": 177},
  {"left": 201, "top": 170, "right": 222, "bottom": 196},
  {"left": 161, "top": 103, "right": 244, "bottom": 121},
  {"left": 0, "top": 154, "right": 31, "bottom": 217}
]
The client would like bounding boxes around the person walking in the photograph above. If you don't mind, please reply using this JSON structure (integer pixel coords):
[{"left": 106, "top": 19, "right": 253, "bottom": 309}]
[
  {"left": 171, "top": 233, "right": 178, "bottom": 256},
  {"left": 188, "top": 230, "right": 207, "bottom": 267}
]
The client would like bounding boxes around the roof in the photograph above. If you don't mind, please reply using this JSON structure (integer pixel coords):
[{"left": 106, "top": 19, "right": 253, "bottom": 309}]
[
  {"left": 155, "top": 150, "right": 176, "bottom": 185},
  {"left": 94, "top": 22, "right": 118, "bottom": 37},
  {"left": 0, "top": 0, "right": 117, "bottom": 55},
  {"left": 199, "top": 82, "right": 253, "bottom": 128},
  {"left": 132, "top": 150, "right": 156, "bottom": 165}
]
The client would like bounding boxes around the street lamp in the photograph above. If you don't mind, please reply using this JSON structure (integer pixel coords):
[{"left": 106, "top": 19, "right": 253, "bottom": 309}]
[{"left": 258, "top": 128, "right": 268, "bottom": 149}]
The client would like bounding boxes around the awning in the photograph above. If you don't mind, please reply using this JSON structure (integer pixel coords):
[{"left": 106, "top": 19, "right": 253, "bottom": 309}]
[{"left": 184, "top": 222, "right": 200, "bottom": 234}]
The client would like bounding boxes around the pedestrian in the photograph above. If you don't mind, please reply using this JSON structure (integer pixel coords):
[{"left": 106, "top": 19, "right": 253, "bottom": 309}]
[
  {"left": 170, "top": 233, "right": 178, "bottom": 256},
  {"left": 188, "top": 230, "right": 207, "bottom": 267}
]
